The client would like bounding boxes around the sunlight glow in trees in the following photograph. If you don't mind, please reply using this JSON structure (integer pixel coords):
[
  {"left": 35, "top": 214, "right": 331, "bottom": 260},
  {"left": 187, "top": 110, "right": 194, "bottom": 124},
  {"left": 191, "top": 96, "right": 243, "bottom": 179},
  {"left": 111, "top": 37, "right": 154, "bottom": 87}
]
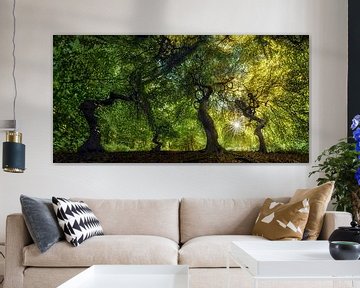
[{"left": 231, "top": 121, "right": 242, "bottom": 133}]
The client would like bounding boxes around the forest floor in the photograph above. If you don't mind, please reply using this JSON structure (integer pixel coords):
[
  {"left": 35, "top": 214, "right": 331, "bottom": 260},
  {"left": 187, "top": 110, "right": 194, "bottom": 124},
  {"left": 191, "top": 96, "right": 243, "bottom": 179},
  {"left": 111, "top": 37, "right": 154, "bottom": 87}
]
[{"left": 54, "top": 151, "right": 309, "bottom": 163}]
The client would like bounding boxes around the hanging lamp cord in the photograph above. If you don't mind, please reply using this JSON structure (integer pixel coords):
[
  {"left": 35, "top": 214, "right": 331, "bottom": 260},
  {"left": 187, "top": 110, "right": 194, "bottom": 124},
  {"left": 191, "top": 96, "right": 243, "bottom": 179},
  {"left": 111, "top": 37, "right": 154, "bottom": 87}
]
[{"left": 11, "top": 0, "right": 17, "bottom": 129}]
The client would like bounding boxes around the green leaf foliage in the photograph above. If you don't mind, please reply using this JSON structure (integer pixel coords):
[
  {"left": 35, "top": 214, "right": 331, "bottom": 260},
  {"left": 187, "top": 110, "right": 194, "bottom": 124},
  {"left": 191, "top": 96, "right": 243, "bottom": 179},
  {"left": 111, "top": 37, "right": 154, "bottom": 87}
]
[
  {"left": 309, "top": 139, "right": 360, "bottom": 212},
  {"left": 53, "top": 35, "right": 309, "bottom": 154}
]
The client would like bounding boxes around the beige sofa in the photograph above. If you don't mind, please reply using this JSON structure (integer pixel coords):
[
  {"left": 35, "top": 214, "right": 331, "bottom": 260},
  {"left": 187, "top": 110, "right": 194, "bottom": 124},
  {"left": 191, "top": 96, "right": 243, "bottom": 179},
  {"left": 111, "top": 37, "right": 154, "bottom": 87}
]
[{"left": 4, "top": 198, "right": 352, "bottom": 288}]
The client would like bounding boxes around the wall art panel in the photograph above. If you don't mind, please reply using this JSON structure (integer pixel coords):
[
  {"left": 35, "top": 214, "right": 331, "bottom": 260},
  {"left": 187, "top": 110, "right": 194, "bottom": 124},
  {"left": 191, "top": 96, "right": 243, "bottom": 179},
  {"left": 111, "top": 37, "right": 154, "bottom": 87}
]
[{"left": 53, "top": 35, "right": 309, "bottom": 163}]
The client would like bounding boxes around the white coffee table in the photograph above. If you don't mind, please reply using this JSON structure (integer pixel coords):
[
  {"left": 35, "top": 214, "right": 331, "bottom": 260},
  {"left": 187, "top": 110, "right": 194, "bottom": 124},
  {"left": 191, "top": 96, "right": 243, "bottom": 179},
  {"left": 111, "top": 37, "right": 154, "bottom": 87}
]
[
  {"left": 228, "top": 241, "right": 360, "bottom": 288},
  {"left": 57, "top": 265, "right": 189, "bottom": 288}
]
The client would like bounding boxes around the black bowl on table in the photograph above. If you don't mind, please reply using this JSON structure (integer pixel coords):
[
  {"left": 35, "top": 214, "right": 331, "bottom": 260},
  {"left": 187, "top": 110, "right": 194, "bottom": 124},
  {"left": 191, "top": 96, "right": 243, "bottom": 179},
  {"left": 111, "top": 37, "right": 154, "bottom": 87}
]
[{"left": 329, "top": 241, "right": 360, "bottom": 260}]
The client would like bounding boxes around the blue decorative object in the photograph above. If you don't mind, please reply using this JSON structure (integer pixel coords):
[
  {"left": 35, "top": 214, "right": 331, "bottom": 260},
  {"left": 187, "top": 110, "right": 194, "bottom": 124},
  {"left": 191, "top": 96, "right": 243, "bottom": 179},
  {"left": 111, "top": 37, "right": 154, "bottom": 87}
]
[
  {"left": 351, "top": 115, "right": 360, "bottom": 185},
  {"left": 356, "top": 142, "right": 360, "bottom": 152},
  {"left": 353, "top": 128, "right": 360, "bottom": 142},
  {"left": 351, "top": 115, "right": 360, "bottom": 130}
]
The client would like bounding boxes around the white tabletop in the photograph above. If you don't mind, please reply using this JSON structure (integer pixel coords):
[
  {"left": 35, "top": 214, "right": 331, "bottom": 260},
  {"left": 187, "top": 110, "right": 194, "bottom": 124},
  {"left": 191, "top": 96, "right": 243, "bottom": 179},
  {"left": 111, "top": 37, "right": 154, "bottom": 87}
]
[
  {"left": 231, "top": 240, "right": 360, "bottom": 278},
  {"left": 58, "top": 265, "right": 189, "bottom": 288}
]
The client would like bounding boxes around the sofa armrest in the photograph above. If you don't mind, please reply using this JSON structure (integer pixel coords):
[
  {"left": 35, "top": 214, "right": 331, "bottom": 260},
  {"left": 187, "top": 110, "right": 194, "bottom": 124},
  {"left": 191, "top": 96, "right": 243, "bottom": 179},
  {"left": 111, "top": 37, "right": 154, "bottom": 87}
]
[
  {"left": 318, "top": 211, "right": 352, "bottom": 240},
  {"left": 4, "top": 213, "right": 33, "bottom": 288}
]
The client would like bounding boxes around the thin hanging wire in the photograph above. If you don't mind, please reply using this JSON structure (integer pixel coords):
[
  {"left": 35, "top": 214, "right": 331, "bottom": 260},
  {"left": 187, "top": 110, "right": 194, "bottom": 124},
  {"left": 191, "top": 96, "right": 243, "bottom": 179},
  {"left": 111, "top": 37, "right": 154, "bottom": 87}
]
[{"left": 11, "top": 0, "right": 18, "bottom": 128}]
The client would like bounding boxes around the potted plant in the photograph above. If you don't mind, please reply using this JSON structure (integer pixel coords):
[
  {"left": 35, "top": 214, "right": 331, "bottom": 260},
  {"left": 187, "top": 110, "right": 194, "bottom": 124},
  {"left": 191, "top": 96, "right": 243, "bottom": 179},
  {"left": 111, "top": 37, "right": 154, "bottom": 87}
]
[{"left": 309, "top": 115, "right": 360, "bottom": 222}]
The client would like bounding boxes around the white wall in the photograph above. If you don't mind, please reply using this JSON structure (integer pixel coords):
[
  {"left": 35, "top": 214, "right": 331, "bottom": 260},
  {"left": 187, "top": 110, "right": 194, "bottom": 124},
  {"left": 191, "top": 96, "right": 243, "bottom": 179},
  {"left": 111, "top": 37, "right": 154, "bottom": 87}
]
[{"left": 0, "top": 0, "right": 347, "bottom": 242}]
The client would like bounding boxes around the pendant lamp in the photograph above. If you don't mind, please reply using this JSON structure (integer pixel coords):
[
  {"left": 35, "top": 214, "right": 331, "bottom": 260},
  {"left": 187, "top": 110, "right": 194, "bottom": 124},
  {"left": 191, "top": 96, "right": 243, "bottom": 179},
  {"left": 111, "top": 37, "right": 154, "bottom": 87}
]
[{"left": 1, "top": 0, "right": 26, "bottom": 173}]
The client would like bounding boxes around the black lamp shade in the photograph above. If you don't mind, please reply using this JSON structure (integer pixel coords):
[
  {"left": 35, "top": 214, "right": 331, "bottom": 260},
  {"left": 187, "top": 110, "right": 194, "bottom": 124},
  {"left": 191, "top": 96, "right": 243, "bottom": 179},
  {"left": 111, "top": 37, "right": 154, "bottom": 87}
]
[{"left": 2, "top": 141, "right": 25, "bottom": 173}]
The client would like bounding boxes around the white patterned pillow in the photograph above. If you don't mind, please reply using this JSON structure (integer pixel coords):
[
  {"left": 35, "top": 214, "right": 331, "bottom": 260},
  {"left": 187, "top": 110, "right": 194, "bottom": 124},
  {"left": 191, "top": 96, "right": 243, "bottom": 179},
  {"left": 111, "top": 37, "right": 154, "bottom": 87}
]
[{"left": 52, "top": 197, "right": 104, "bottom": 246}]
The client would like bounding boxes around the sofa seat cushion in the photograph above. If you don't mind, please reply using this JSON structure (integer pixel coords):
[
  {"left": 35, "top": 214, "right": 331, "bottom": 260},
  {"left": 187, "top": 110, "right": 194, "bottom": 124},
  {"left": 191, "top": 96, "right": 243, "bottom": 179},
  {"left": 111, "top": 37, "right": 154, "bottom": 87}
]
[
  {"left": 179, "top": 235, "right": 267, "bottom": 268},
  {"left": 23, "top": 235, "right": 179, "bottom": 267}
]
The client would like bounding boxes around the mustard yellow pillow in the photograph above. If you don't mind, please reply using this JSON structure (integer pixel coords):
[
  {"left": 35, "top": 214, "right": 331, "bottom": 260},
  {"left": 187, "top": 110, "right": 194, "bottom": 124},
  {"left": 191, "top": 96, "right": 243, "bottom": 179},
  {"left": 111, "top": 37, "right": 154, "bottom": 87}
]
[
  {"left": 252, "top": 198, "right": 310, "bottom": 240},
  {"left": 289, "top": 181, "right": 334, "bottom": 240}
]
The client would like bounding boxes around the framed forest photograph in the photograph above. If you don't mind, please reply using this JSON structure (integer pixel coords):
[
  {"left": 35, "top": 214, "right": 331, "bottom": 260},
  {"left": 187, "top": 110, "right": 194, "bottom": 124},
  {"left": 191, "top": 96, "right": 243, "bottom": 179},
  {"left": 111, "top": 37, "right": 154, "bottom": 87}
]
[{"left": 53, "top": 35, "right": 309, "bottom": 163}]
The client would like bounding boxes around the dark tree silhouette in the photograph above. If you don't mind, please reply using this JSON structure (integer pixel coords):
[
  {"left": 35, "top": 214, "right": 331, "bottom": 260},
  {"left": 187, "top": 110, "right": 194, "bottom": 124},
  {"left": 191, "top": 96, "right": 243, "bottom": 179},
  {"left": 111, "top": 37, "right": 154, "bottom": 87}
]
[
  {"left": 193, "top": 81, "right": 223, "bottom": 154},
  {"left": 79, "top": 92, "right": 132, "bottom": 152},
  {"left": 235, "top": 93, "right": 267, "bottom": 153}
]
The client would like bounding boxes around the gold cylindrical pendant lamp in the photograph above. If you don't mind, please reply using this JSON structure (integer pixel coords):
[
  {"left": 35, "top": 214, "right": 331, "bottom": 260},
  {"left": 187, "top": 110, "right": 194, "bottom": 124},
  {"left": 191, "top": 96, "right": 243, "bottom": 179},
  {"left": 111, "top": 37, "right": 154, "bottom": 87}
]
[
  {"left": 2, "top": 131, "right": 25, "bottom": 173},
  {"left": 1, "top": 0, "right": 26, "bottom": 173}
]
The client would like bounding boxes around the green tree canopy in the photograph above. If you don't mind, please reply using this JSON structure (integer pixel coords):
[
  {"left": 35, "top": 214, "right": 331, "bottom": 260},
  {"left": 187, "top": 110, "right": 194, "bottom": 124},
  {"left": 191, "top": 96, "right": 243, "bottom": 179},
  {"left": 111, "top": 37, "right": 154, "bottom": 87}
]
[{"left": 53, "top": 35, "right": 309, "bottom": 162}]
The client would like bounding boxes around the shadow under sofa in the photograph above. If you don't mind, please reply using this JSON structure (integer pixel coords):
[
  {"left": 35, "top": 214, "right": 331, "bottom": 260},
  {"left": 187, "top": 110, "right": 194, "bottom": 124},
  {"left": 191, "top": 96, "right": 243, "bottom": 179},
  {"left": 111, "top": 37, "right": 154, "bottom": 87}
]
[{"left": 4, "top": 198, "right": 352, "bottom": 288}]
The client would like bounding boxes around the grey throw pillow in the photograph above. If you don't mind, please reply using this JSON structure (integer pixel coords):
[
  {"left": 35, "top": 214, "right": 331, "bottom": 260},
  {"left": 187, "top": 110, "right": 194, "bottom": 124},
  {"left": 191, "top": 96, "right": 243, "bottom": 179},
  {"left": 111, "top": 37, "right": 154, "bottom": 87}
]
[{"left": 20, "top": 195, "right": 64, "bottom": 253}]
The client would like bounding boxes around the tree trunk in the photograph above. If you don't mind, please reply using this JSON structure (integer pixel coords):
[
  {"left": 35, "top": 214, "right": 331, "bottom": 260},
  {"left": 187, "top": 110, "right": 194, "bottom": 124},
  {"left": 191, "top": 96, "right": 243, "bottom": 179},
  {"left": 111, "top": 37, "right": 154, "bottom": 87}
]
[
  {"left": 254, "top": 118, "right": 267, "bottom": 153},
  {"left": 79, "top": 100, "right": 104, "bottom": 153},
  {"left": 235, "top": 99, "right": 267, "bottom": 153},
  {"left": 139, "top": 96, "right": 163, "bottom": 151},
  {"left": 196, "top": 86, "right": 223, "bottom": 154},
  {"left": 78, "top": 92, "right": 132, "bottom": 153},
  {"left": 151, "top": 132, "right": 162, "bottom": 152}
]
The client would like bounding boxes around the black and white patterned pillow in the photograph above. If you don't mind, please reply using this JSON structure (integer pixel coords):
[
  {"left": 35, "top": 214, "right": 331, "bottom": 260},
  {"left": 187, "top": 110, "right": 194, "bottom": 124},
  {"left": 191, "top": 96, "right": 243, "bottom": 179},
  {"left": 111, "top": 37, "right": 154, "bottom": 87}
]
[{"left": 52, "top": 197, "right": 104, "bottom": 247}]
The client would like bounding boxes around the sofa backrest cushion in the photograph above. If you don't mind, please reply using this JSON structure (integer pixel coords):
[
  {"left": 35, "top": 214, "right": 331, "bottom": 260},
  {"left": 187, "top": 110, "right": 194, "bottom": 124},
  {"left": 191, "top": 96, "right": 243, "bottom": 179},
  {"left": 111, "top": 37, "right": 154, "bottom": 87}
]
[
  {"left": 180, "top": 197, "right": 289, "bottom": 243},
  {"left": 72, "top": 198, "right": 180, "bottom": 243}
]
